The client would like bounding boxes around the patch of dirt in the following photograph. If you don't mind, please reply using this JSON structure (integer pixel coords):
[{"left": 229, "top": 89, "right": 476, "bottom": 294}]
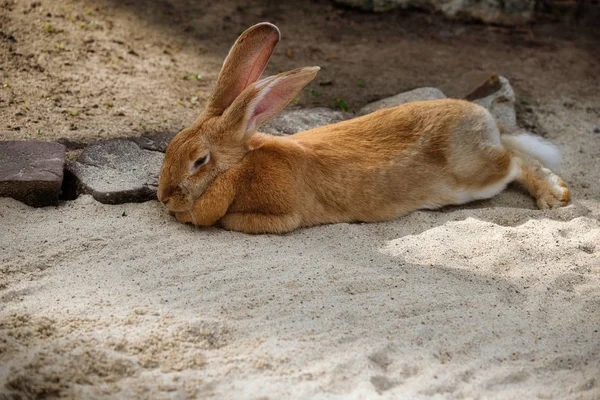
[{"left": 1, "top": 0, "right": 598, "bottom": 145}]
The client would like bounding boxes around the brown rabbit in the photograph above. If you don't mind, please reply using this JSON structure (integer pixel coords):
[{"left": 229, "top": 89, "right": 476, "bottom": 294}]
[{"left": 157, "top": 22, "right": 570, "bottom": 234}]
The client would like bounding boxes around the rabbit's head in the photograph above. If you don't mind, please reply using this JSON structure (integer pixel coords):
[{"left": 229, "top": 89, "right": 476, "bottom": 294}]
[{"left": 157, "top": 22, "right": 318, "bottom": 212}]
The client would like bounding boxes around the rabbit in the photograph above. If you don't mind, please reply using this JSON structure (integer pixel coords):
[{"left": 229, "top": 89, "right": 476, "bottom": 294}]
[{"left": 157, "top": 22, "right": 570, "bottom": 234}]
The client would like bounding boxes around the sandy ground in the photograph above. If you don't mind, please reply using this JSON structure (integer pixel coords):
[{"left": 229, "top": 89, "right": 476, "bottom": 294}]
[
  {"left": 1, "top": 99, "right": 599, "bottom": 398},
  {"left": 1, "top": 190, "right": 599, "bottom": 399},
  {"left": 1, "top": 0, "right": 600, "bottom": 399}
]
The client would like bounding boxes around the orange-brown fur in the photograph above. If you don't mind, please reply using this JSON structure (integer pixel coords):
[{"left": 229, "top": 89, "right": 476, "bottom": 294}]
[{"left": 158, "top": 23, "right": 570, "bottom": 234}]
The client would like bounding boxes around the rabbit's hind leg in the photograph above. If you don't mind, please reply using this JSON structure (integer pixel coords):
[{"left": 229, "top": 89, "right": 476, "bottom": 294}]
[
  {"left": 513, "top": 156, "right": 570, "bottom": 209},
  {"left": 449, "top": 147, "right": 518, "bottom": 205}
]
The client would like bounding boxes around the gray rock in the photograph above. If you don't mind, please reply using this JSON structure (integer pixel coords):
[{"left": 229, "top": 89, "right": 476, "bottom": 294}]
[
  {"left": 0, "top": 141, "right": 66, "bottom": 207},
  {"left": 470, "top": 75, "right": 517, "bottom": 129},
  {"left": 68, "top": 140, "right": 164, "bottom": 204},
  {"left": 130, "top": 132, "right": 176, "bottom": 153},
  {"left": 334, "top": 0, "right": 535, "bottom": 25},
  {"left": 262, "top": 108, "right": 352, "bottom": 135},
  {"left": 359, "top": 87, "right": 446, "bottom": 116}
]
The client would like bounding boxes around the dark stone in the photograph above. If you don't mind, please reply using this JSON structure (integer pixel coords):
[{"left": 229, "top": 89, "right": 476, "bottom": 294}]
[
  {"left": 464, "top": 74, "right": 503, "bottom": 101},
  {"left": 130, "top": 132, "right": 176, "bottom": 153},
  {"left": 67, "top": 140, "right": 163, "bottom": 204},
  {"left": 470, "top": 75, "right": 517, "bottom": 129},
  {"left": 262, "top": 108, "right": 352, "bottom": 135},
  {"left": 594, "top": 128, "right": 600, "bottom": 134},
  {"left": 0, "top": 141, "right": 66, "bottom": 207},
  {"left": 439, "top": 71, "right": 497, "bottom": 100},
  {"left": 441, "top": 73, "right": 517, "bottom": 129}
]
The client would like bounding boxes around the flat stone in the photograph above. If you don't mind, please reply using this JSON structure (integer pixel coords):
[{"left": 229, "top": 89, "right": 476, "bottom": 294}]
[
  {"left": 262, "top": 108, "right": 352, "bottom": 135},
  {"left": 358, "top": 87, "right": 446, "bottom": 116},
  {"left": 0, "top": 141, "right": 66, "bottom": 207},
  {"left": 470, "top": 75, "right": 517, "bottom": 129},
  {"left": 130, "top": 132, "right": 176, "bottom": 153},
  {"left": 68, "top": 140, "right": 164, "bottom": 204}
]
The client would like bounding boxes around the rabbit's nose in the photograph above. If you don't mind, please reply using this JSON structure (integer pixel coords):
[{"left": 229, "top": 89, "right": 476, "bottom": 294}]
[{"left": 157, "top": 187, "right": 170, "bottom": 204}]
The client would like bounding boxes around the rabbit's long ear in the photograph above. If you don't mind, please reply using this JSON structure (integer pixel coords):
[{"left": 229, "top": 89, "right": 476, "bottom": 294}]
[
  {"left": 224, "top": 67, "right": 320, "bottom": 141},
  {"left": 206, "top": 22, "right": 280, "bottom": 115}
]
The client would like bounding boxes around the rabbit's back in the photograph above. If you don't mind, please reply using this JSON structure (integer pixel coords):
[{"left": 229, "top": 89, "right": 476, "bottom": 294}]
[
  {"left": 282, "top": 99, "right": 507, "bottom": 222},
  {"left": 292, "top": 99, "right": 496, "bottom": 164}
]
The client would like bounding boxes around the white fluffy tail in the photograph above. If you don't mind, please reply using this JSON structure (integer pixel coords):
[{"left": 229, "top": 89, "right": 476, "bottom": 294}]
[{"left": 501, "top": 133, "right": 562, "bottom": 171}]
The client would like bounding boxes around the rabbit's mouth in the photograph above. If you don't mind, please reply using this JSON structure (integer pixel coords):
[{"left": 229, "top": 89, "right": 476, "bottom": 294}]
[
  {"left": 165, "top": 203, "right": 191, "bottom": 214},
  {"left": 158, "top": 183, "right": 195, "bottom": 212},
  {"left": 160, "top": 196, "right": 193, "bottom": 213}
]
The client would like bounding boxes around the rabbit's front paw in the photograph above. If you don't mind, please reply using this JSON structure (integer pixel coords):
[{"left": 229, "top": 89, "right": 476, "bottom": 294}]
[{"left": 175, "top": 211, "right": 194, "bottom": 224}]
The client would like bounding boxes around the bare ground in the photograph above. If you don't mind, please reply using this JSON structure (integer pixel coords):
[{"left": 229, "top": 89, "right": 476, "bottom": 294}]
[{"left": 1, "top": 0, "right": 598, "bottom": 144}]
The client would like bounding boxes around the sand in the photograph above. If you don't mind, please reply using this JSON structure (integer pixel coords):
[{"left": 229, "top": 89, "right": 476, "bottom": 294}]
[
  {"left": 1, "top": 102, "right": 599, "bottom": 398},
  {"left": 1, "top": 192, "right": 599, "bottom": 399}
]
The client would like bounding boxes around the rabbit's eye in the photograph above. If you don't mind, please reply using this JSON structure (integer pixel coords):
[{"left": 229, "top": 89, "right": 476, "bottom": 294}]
[{"left": 191, "top": 153, "right": 210, "bottom": 172}]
